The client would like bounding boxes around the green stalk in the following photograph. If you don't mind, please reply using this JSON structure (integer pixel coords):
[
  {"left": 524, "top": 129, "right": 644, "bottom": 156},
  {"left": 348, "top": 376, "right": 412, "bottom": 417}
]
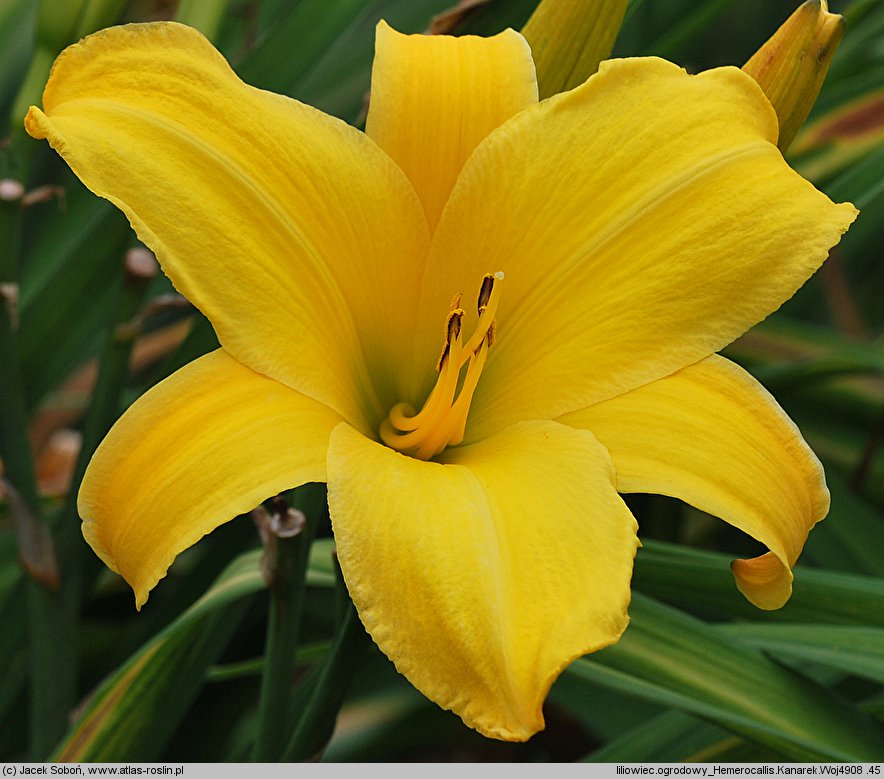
[
  {"left": 252, "top": 483, "right": 324, "bottom": 761},
  {"left": 281, "top": 599, "right": 371, "bottom": 762}
]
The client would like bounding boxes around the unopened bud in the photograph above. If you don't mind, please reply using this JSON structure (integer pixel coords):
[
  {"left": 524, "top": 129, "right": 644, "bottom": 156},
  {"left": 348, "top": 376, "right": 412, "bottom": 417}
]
[
  {"left": 743, "top": 1, "right": 844, "bottom": 152},
  {"left": 522, "top": 0, "right": 628, "bottom": 99}
]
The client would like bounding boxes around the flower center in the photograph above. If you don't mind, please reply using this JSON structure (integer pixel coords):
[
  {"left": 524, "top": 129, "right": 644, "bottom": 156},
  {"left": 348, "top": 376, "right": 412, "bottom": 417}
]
[{"left": 379, "top": 272, "right": 504, "bottom": 461}]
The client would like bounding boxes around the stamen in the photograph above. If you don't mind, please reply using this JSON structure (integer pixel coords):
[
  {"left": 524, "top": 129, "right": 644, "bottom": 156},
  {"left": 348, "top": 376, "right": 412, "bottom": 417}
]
[
  {"left": 382, "top": 320, "right": 461, "bottom": 441},
  {"left": 441, "top": 338, "right": 489, "bottom": 448},
  {"left": 380, "top": 273, "right": 503, "bottom": 460}
]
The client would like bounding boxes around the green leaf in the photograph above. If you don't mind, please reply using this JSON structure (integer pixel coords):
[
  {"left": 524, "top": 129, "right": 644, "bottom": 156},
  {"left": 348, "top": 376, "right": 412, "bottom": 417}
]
[
  {"left": 639, "top": 0, "right": 733, "bottom": 60},
  {"left": 633, "top": 539, "right": 884, "bottom": 626},
  {"left": 441, "top": 0, "right": 538, "bottom": 36},
  {"left": 235, "top": 0, "right": 368, "bottom": 94},
  {"left": 19, "top": 179, "right": 130, "bottom": 410},
  {"left": 802, "top": 471, "right": 884, "bottom": 577},
  {"left": 307, "top": 538, "right": 338, "bottom": 588},
  {"left": 549, "top": 672, "right": 662, "bottom": 741},
  {"left": 582, "top": 711, "right": 749, "bottom": 762},
  {"left": 718, "top": 623, "right": 884, "bottom": 686},
  {"left": 233, "top": 0, "right": 458, "bottom": 124},
  {"left": 725, "top": 316, "right": 884, "bottom": 391},
  {"left": 0, "top": 0, "right": 36, "bottom": 130},
  {"left": 282, "top": 601, "right": 372, "bottom": 761},
  {"left": 321, "top": 687, "right": 438, "bottom": 762},
  {"left": 280, "top": 0, "right": 454, "bottom": 122},
  {"left": 50, "top": 551, "right": 266, "bottom": 761},
  {"left": 0, "top": 559, "right": 27, "bottom": 723},
  {"left": 568, "top": 594, "right": 884, "bottom": 761},
  {"left": 826, "top": 144, "right": 884, "bottom": 209},
  {"left": 49, "top": 538, "right": 336, "bottom": 759}
]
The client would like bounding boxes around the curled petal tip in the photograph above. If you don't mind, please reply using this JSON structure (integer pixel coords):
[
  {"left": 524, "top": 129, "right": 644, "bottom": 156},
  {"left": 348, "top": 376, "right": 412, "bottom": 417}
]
[
  {"left": 732, "top": 552, "right": 794, "bottom": 611},
  {"left": 24, "top": 106, "right": 48, "bottom": 140}
]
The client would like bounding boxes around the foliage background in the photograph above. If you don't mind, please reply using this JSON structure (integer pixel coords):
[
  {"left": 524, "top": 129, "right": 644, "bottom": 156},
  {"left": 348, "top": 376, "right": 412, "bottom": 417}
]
[{"left": 1, "top": 0, "right": 883, "bottom": 762}]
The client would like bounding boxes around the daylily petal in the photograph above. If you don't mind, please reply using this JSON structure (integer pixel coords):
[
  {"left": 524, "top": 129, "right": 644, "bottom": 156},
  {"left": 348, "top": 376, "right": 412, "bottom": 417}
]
[
  {"left": 558, "top": 355, "right": 829, "bottom": 610},
  {"left": 411, "top": 57, "right": 856, "bottom": 439},
  {"left": 328, "top": 420, "right": 639, "bottom": 740},
  {"left": 79, "top": 349, "right": 342, "bottom": 608},
  {"left": 25, "top": 22, "right": 429, "bottom": 429},
  {"left": 366, "top": 22, "right": 537, "bottom": 231}
]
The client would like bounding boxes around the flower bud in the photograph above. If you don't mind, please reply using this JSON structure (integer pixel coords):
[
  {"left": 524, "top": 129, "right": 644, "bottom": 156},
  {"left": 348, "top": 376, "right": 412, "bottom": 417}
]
[
  {"left": 743, "top": 1, "right": 844, "bottom": 152},
  {"left": 522, "top": 0, "right": 628, "bottom": 99}
]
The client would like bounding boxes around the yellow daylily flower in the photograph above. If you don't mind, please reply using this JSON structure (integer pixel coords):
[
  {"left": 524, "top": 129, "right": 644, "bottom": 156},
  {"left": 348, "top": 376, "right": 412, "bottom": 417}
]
[{"left": 26, "top": 21, "right": 855, "bottom": 741}]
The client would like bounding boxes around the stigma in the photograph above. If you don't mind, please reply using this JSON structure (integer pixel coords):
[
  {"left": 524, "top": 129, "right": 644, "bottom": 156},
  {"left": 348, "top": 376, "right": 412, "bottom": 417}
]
[{"left": 380, "top": 272, "right": 504, "bottom": 460}]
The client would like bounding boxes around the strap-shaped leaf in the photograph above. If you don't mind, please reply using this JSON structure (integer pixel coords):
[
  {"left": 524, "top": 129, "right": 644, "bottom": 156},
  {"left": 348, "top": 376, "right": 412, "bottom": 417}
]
[
  {"left": 802, "top": 472, "right": 884, "bottom": 577},
  {"left": 634, "top": 539, "right": 884, "bottom": 626},
  {"left": 582, "top": 711, "right": 765, "bottom": 763},
  {"left": 719, "top": 623, "right": 884, "bottom": 685},
  {"left": 567, "top": 594, "right": 884, "bottom": 761},
  {"left": 239, "top": 0, "right": 455, "bottom": 122},
  {"left": 20, "top": 181, "right": 129, "bottom": 412},
  {"left": 50, "top": 540, "right": 338, "bottom": 761},
  {"left": 50, "top": 553, "right": 262, "bottom": 761}
]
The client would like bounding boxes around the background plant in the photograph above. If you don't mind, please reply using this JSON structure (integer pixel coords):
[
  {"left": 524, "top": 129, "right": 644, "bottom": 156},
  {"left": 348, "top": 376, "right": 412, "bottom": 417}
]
[{"left": 0, "top": 0, "right": 882, "bottom": 762}]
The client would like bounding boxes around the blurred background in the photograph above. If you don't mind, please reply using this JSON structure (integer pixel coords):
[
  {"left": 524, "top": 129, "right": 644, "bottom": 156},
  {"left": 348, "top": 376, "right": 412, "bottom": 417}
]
[{"left": 0, "top": 0, "right": 882, "bottom": 762}]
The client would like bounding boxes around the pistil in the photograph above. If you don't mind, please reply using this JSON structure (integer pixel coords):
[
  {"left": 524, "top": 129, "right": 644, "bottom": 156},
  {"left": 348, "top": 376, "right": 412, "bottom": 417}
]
[{"left": 380, "top": 272, "right": 504, "bottom": 460}]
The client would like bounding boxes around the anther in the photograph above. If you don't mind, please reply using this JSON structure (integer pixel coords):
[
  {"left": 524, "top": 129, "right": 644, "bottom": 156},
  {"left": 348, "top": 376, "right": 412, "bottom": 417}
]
[
  {"left": 477, "top": 274, "right": 495, "bottom": 311},
  {"left": 461, "top": 272, "right": 502, "bottom": 358},
  {"left": 436, "top": 308, "right": 464, "bottom": 372}
]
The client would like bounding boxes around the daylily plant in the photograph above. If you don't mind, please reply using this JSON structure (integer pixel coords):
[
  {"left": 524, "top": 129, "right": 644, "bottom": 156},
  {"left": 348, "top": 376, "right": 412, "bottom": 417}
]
[{"left": 26, "top": 21, "right": 855, "bottom": 741}]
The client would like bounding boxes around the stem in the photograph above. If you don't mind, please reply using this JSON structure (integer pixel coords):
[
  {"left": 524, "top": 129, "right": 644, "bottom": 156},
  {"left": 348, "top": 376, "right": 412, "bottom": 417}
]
[
  {"left": 281, "top": 599, "right": 371, "bottom": 762},
  {"left": 252, "top": 483, "right": 324, "bottom": 761}
]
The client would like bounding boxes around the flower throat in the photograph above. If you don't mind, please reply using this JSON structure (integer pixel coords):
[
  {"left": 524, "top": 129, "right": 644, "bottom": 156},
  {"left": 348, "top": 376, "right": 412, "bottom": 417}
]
[{"left": 380, "top": 272, "right": 504, "bottom": 461}]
